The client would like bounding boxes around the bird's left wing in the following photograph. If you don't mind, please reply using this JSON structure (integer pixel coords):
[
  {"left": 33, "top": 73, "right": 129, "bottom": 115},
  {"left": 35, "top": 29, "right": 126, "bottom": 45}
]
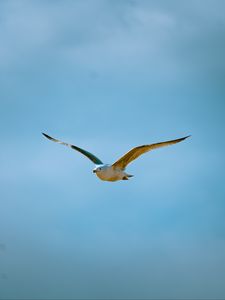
[
  {"left": 112, "top": 135, "right": 190, "bottom": 170},
  {"left": 42, "top": 133, "right": 103, "bottom": 165}
]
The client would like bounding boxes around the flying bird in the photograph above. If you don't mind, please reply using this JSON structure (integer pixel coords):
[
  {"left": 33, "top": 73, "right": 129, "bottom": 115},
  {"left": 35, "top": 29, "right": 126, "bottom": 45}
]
[{"left": 42, "top": 133, "right": 190, "bottom": 182}]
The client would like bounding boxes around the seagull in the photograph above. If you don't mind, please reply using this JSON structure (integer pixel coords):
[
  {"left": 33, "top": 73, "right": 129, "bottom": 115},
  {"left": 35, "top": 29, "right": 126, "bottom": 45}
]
[{"left": 42, "top": 133, "right": 190, "bottom": 182}]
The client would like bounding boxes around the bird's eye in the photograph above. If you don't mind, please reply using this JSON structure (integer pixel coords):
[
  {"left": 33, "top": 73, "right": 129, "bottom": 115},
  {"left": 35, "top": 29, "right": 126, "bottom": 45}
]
[{"left": 99, "top": 168, "right": 101, "bottom": 171}]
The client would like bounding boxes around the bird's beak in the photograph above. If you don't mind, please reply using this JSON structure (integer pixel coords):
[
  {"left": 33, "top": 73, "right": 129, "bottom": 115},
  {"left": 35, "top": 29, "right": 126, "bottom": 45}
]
[{"left": 93, "top": 170, "right": 96, "bottom": 173}]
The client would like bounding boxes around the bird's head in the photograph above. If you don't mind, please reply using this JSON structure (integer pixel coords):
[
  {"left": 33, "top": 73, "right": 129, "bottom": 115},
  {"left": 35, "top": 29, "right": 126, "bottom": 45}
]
[{"left": 93, "top": 165, "right": 108, "bottom": 173}]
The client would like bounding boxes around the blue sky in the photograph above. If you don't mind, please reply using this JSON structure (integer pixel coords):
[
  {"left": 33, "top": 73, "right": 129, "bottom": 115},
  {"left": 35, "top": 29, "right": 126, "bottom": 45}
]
[{"left": 0, "top": 0, "right": 225, "bottom": 299}]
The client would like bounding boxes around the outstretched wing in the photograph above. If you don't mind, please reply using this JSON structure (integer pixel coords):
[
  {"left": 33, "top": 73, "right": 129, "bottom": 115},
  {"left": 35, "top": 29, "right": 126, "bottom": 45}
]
[
  {"left": 112, "top": 135, "right": 190, "bottom": 170},
  {"left": 42, "top": 133, "right": 103, "bottom": 165}
]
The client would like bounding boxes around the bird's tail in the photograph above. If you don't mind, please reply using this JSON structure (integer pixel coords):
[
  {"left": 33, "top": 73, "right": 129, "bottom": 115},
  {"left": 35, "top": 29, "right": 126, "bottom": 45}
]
[
  {"left": 122, "top": 174, "right": 134, "bottom": 180},
  {"left": 127, "top": 174, "right": 134, "bottom": 178}
]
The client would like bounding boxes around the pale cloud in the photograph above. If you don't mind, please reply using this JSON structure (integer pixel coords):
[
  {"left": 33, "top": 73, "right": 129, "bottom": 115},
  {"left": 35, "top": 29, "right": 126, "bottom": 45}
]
[{"left": 1, "top": 0, "right": 224, "bottom": 79}]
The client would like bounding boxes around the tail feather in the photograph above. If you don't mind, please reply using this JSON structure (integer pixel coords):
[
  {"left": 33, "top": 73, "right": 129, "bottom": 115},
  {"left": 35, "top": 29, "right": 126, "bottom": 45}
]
[{"left": 122, "top": 174, "right": 134, "bottom": 180}]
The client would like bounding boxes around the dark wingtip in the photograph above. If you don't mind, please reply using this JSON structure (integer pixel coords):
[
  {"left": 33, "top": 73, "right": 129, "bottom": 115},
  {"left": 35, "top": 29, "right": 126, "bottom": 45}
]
[
  {"left": 42, "top": 132, "right": 51, "bottom": 140},
  {"left": 184, "top": 135, "right": 191, "bottom": 139}
]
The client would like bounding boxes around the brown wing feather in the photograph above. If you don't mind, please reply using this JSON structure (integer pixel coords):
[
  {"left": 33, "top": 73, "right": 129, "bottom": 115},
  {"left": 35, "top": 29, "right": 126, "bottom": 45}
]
[{"left": 112, "top": 135, "right": 190, "bottom": 170}]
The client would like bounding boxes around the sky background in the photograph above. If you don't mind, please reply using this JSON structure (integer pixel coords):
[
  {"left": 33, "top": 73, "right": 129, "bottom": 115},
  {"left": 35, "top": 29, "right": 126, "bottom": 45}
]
[{"left": 0, "top": 0, "right": 225, "bottom": 299}]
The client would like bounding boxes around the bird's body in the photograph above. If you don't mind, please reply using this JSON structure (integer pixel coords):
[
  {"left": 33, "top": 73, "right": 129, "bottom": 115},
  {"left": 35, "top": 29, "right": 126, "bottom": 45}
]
[
  {"left": 42, "top": 133, "right": 190, "bottom": 182},
  {"left": 93, "top": 164, "right": 133, "bottom": 181}
]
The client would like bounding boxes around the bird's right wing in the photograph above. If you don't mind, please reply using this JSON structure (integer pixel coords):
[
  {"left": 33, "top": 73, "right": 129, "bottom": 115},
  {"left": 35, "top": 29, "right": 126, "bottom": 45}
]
[
  {"left": 112, "top": 135, "right": 190, "bottom": 170},
  {"left": 42, "top": 133, "right": 103, "bottom": 165}
]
